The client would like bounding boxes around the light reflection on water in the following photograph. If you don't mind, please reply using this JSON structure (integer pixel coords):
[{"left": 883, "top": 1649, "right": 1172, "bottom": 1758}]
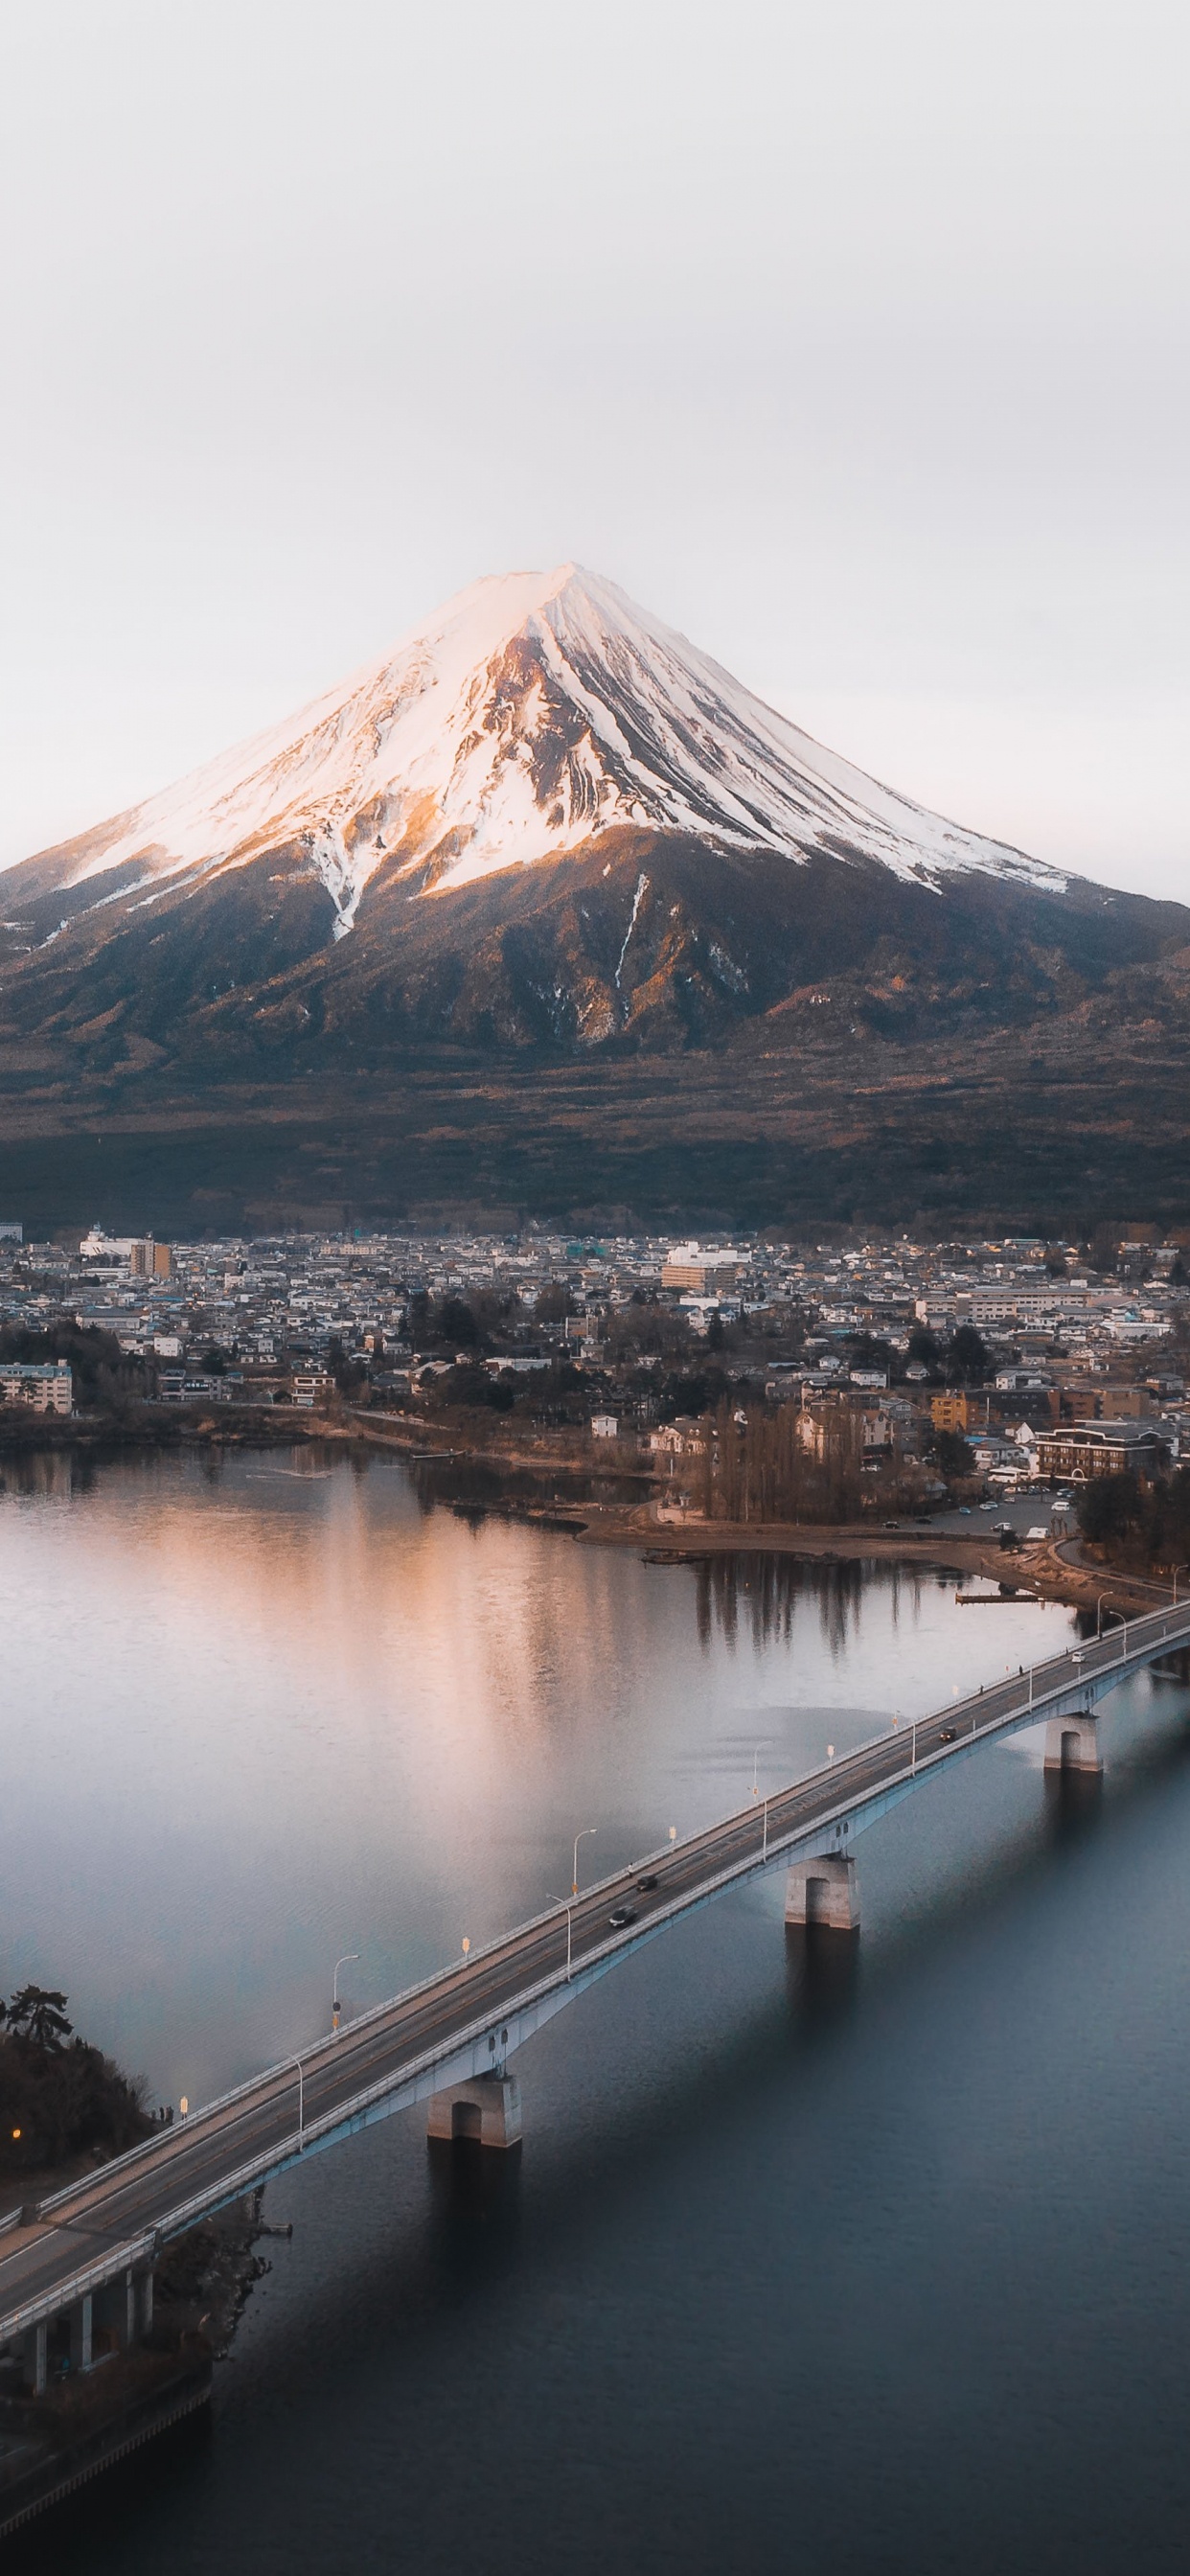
[
  {"left": 11, "top": 1452, "right": 1190, "bottom": 2576},
  {"left": 0, "top": 1447, "right": 1074, "bottom": 2108}
]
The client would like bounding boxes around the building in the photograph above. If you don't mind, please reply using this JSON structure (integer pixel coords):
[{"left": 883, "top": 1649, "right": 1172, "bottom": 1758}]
[
  {"left": 661, "top": 1244, "right": 741, "bottom": 1295},
  {"left": 128, "top": 1239, "right": 172, "bottom": 1278},
  {"left": 0, "top": 1361, "right": 73, "bottom": 1414},
  {"left": 930, "top": 1392, "right": 969, "bottom": 1434},
  {"left": 80, "top": 1228, "right": 171, "bottom": 1276},
  {"left": 1059, "top": 1386, "right": 1102, "bottom": 1422},
  {"left": 649, "top": 1420, "right": 706, "bottom": 1460},
  {"left": 1033, "top": 1421, "right": 1168, "bottom": 1484},
  {"left": 590, "top": 1414, "right": 620, "bottom": 1439},
  {"left": 157, "top": 1370, "right": 232, "bottom": 1404},
  {"left": 291, "top": 1370, "right": 334, "bottom": 1409}
]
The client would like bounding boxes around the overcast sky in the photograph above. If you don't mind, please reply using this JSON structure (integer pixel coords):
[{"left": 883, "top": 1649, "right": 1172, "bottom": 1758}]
[{"left": 1, "top": 0, "right": 1186, "bottom": 895}]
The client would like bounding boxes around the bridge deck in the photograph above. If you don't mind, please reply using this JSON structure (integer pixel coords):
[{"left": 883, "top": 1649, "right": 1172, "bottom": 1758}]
[{"left": 4, "top": 1598, "right": 1189, "bottom": 2347}]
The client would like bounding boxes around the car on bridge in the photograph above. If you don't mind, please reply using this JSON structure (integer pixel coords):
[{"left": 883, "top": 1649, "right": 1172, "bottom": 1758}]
[{"left": 608, "top": 1906, "right": 638, "bottom": 1929}]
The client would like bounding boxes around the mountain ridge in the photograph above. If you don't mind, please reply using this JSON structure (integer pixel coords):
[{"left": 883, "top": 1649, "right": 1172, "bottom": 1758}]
[
  {"left": 8, "top": 564, "right": 1066, "bottom": 942},
  {"left": 1, "top": 565, "right": 1188, "bottom": 1231}
]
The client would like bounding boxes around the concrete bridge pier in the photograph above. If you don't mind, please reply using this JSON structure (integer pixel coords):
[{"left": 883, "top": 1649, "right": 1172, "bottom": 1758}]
[
  {"left": 1043, "top": 1713, "right": 1103, "bottom": 1775},
  {"left": 427, "top": 2074, "right": 522, "bottom": 2149},
  {"left": 68, "top": 2291, "right": 93, "bottom": 2373},
  {"left": 785, "top": 1853, "right": 860, "bottom": 1932},
  {"left": 22, "top": 2319, "right": 47, "bottom": 2397},
  {"left": 114, "top": 2266, "right": 153, "bottom": 2350}
]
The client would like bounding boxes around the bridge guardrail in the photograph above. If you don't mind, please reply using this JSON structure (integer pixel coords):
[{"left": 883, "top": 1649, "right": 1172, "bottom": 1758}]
[
  {"left": 0, "top": 2230, "right": 158, "bottom": 2348},
  {"left": 13, "top": 1598, "right": 1190, "bottom": 2305}
]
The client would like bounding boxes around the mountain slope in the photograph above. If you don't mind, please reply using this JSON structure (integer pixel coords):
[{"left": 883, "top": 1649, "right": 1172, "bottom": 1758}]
[
  {"left": 9, "top": 564, "right": 1065, "bottom": 948},
  {"left": 2, "top": 564, "right": 1190, "bottom": 1233}
]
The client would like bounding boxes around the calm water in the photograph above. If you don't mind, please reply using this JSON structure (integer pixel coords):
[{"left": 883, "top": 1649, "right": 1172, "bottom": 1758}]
[{"left": 4, "top": 1449, "right": 1190, "bottom": 2574}]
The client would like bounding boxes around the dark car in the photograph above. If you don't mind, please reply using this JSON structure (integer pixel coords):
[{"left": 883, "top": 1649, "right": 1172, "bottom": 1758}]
[
  {"left": 608, "top": 1906, "right": 638, "bottom": 1929},
  {"left": 939, "top": 1726, "right": 957, "bottom": 1743},
  {"left": 636, "top": 1874, "right": 658, "bottom": 1891}
]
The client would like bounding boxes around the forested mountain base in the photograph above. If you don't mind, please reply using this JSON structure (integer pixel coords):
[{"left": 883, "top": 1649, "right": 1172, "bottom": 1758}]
[{"left": 1, "top": 1007, "right": 1187, "bottom": 1237}]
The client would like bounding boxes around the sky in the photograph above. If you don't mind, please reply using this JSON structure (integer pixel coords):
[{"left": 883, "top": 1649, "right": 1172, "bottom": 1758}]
[{"left": 0, "top": 0, "right": 1186, "bottom": 898}]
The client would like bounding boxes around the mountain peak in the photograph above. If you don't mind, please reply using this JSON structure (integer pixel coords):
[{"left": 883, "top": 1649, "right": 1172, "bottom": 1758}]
[{"left": 11, "top": 565, "right": 1065, "bottom": 940}]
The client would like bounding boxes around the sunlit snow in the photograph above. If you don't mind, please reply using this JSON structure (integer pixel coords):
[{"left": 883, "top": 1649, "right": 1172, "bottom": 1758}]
[{"left": 31, "top": 565, "right": 1066, "bottom": 933}]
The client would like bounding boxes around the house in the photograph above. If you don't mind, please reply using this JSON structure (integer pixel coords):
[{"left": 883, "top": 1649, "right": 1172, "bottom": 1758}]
[
  {"left": 649, "top": 1420, "right": 706, "bottom": 1460},
  {"left": 291, "top": 1371, "right": 334, "bottom": 1409},
  {"left": 590, "top": 1414, "right": 620, "bottom": 1439},
  {"left": 970, "top": 1434, "right": 1020, "bottom": 1476}
]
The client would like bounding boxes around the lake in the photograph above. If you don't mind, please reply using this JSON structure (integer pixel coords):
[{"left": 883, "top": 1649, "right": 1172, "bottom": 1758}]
[{"left": 3, "top": 1447, "right": 1189, "bottom": 2575}]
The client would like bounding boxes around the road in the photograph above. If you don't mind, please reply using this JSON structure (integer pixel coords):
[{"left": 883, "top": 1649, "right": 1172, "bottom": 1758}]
[{"left": 4, "top": 1594, "right": 1190, "bottom": 2349}]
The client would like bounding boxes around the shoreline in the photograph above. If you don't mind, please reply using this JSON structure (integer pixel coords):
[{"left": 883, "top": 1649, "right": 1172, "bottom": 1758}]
[
  {"left": 0, "top": 1406, "right": 1164, "bottom": 1622},
  {"left": 567, "top": 1505, "right": 1165, "bottom": 1622}
]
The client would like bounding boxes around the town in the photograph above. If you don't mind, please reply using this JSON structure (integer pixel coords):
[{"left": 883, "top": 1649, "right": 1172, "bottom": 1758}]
[{"left": 0, "top": 1219, "right": 1185, "bottom": 1523}]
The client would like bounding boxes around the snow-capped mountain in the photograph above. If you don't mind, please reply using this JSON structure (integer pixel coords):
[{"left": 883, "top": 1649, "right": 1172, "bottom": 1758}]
[
  {"left": 5, "top": 561, "right": 1185, "bottom": 1099},
  {"left": 13, "top": 564, "right": 1064, "bottom": 942}
]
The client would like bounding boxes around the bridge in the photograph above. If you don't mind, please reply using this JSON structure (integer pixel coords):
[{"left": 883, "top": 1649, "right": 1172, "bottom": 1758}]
[{"left": 4, "top": 1594, "right": 1190, "bottom": 2394}]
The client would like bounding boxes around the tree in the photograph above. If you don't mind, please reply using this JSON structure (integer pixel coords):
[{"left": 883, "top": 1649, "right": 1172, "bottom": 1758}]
[
  {"left": 536, "top": 1284, "right": 575, "bottom": 1324},
  {"left": 947, "top": 1325, "right": 989, "bottom": 1386},
  {"left": 1077, "top": 1473, "right": 1140, "bottom": 1550},
  {"left": 935, "top": 1429, "right": 975, "bottom": 1479},
  {"left": 327, "top": 1335, "right": 367, "bottom": 1396},
  {"left": 438, "top": 1297, "right": 482, "bottom": 1348},
  {"left": 404, "top": 1289, "right": 432, "bottom": 1347},
  {"left": 605, "top": 1301, "right": 691, "bottom": 1364},
  {"left": 6, "top": 1986, "right": 73, "bottom": 2049},
  {"left": 846, "top": 1332, "right": 893, "bottom": 1376},
  {"left": 0, "top": 1320, "right": 150, "bottom": 1412}
]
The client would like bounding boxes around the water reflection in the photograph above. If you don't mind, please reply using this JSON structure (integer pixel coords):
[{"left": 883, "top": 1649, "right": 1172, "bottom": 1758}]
[
  {"left": 0, "top": 1449, "right": 1077, "bottom": 2115},
  {"left": 410, "top": 1450, "right": 648, "bottom": 1518},
  {"left": 426, "top": 2134, "right": 525, "bottom": 2271},
  {"left": 693, "top": 1552, "right": 953, "bottom": 1656},
  {"left": 784, "top": 1923, "right": 862, "bottom": 2034},
  {"left": 1042, "top": 1767, "right": 1106, "bottom": 1843},
  {"left": 5, "top": 1453, "right": 1189, "bottom": 2576}
]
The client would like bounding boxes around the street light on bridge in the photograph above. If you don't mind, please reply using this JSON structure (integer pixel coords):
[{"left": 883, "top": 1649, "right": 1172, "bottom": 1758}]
[
  {"left": 332, "top": 1953, "right": 359, "bottom": 2035},
  {"left": 547, "top": 1893, "right": 576, "bottom": 1980},
  {"left": 572, "top": 1827, "right": 597, "bottom": 1896}
]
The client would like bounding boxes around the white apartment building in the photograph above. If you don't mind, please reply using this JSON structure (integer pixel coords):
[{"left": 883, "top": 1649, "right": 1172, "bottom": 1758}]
[{"left": 661, "top": 1245, "right": 742, "bottom": 1295}]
